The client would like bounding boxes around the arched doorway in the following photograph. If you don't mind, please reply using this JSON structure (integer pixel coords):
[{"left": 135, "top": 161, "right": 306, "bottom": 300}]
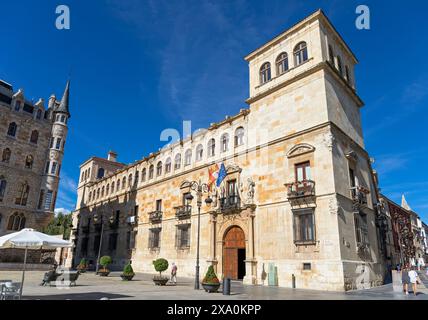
[{"left": 223, "top": 226, "right": 246, "bottom": 280}]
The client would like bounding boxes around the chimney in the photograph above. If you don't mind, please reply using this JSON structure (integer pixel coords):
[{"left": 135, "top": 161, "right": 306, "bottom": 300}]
[{"left": 107, "top": 151, "right": 117, "bottom": 162}]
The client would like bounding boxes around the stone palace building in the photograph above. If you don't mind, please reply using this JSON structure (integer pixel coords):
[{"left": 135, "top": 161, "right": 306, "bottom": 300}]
[
  {"left": 0, "top": 79, "right": 71, "bottom": 262},
  {"left": 69, "top": 10, "right": 386, "bottom": 291}
]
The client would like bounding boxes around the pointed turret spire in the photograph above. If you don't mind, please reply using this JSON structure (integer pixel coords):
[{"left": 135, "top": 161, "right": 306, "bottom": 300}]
[
  {"left": 401, "top": 194, "right": 412, "bottom": 211},
  {"left": 56, "top": 80, "right": 71, "bottom": 117}
]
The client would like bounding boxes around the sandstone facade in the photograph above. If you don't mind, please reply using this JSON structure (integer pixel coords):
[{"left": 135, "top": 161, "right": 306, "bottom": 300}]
[{"left": 69, "top": 10, "right": 385, "bottom": 291}]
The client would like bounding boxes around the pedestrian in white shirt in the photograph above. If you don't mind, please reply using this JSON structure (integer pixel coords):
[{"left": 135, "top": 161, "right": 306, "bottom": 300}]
[{"left": 408, "top": 266, "right": 421, "bottom": 296}]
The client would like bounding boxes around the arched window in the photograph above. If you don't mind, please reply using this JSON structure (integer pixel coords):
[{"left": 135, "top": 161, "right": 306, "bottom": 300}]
[
  {"left": 88, "top": 191, "right": 92, "bottom": 202},
  {"left": 97, "top": 168, "right": 105, "bottom": 179},
  {"left": 101, "top": 186, "right": 105, "bottom": 198},
  {"left": 25, "top": 155, "right": 34, "bottom": 169},
  {"left": 221, "top": 133, "right": 229, "bottom": 153},
  {"left": 165, "top": 158, "right": 172, "bottom": 173},
  {"left": 2, "top": 148, "right": 11, "bottom": 163},
  {"left": 196, "top": 144, "right": 203, "bottom": 162},
  {"left": 328, "top": 45, "right": 335, "bottom": 66},
  {"left": 294, "top": 42, "right": 308, "bottom": 66},
  {"left": 111, "top": 181, "right": 115, "bottom": 194},
  {"left": 174, "top": 154, "right": 181, "bottom": 170},
  {"left": 337, "top": 56, "right": 343, "bottom": 76},
  {"left": 36, "top": 109, "right": 42, "bottom": 120},
  {"left": 135, "top": 171, "right": 139, "bottom": 184},
  {"left": 106, "top": 184, "right": 110, "bottom": 195},
  {"left": 122, "top": 176, "right": 126, "bottom": 189},
  {"left": 276, "top": 52, "right": 289, "bottom": 75},
  {"left": 7, "top": 122, "right": 17, "bottom": 137},
  {"left": 30, "top": 130, "right": 39, "bottom": 144},
  {"left": 116, "top": 180, "right": 120, "bottom": 192},
  {"left": 142, "top": 168, "right": 147, "bottom": 182},
  {"left": 185, "top": 149, "right": 192, "bottom": 166},
  {"left": 234, "top": 127, "right": 245, "bottom": 147},
  {"left": 149, "top": 165, "right": 154, "bottom": 179},
  {"left": 96, "top": 188, "right": 100, "bottom": 199},
  {"left": 208, "top": 139, "right": 215, "bottom": 157},
  {"left": 15, "top": 101, "right": 21, "bottom": 111},
  {"left": 128, "top": 174, "right": 133, "bottom": 187},
  {"left": 260, "top": 62, "right": 271, "bottom": 84},
  {"left": 7, "top": 213, "right": 26, "bottom": 231},
  {"left": 156, "top": 161, "right": 163, "bottom": 176},
  {"left": 15, "top": 182, "right": 30, "bottom": 206},
  {"left": 0, "top": 177, "right": 7, "bottom": 202}
]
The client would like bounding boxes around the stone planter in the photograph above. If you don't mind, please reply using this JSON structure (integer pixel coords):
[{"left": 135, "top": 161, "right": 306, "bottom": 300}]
[
  {"left": 121, "top": 274, "right": 135, "bottom": 281},
  {"left": 98, "top": 269, "right": 110, "bottom": 277},
  {"left": 202, "top": 282, "right": 220, "bottom": 293},
  {"left": 153, "top": 276, "right": 169, "bottom": 286}
]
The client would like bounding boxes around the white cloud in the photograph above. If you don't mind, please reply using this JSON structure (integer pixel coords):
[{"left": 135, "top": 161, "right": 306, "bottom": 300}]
[{"left": 54, "top": 208, "right": 71, "bottom": 216}]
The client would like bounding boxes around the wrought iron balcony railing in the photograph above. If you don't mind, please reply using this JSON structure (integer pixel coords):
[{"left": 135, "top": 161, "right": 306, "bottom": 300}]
[
  {"left": 285, "top": 180, "right": 316, "bottom": 199},
  {"left": 219, "top": 195, "right": 241, "bottom": 212},
  {"left": 149, "top": 210, "right": 163, "bottom": 223},
  {"left": 175, "top": 205, "right": 192, "bottom": 220},
  {"left": 351, "top": 186, "right": 369, "bottom": 206}
]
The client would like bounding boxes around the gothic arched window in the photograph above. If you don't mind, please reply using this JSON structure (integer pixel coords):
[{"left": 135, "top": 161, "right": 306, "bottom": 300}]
[
  {"left": 7, "top": 213, "right": 26, "bottom": 231},
  {"left": 15, "top": 182, "right": 30, "bottom": 206}
]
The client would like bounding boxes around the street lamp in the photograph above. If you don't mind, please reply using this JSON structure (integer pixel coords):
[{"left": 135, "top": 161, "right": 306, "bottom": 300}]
[{"left": 185, "top": 180, "right": 212, "bottom": 290}]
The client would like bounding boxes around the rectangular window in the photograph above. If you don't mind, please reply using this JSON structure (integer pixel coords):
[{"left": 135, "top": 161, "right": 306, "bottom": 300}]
[
  {"left": 176, "top": 224, "right": 191, "bottom": 249},
  {"left": 349, "top": 167, "right": 356, "bottom": 198},
  {"left": 55, "top": 138, "right": 62, "bottom": 150},
  {"left": 303, "top": 263, "right": 312, "bottom": 270},
  {"left": 51, "top": 162, "right": 57, "bottom": 175},
  {"left": 293, "top": 208, "right": 316, "bottom": 243},
  {"left": 108, "top": 233, "right": 118, "bottom": 251},
  {"left": 149, "top": 228, "right": 161, "bottom": 249},
  {"left": 44, "top": 190, "right": 53, "bottom": 210},
  {"left": 355, "top": 214, "right": 369, "bottom": 245},
  {"left": 37, "top": 190, "right": 45, "bottom": 209},
  {"left": 156, "top": 199, "right": 162, "bottom": 212},
  {"left": 295, "top": 161, "right": 311, "bottom": 182}
]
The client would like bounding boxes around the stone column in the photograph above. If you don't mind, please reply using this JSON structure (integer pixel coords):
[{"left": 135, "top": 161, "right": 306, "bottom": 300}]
[
  {"left": 244, "top": 207, "right": 257, "bottom": 285},
  {"left": 206, "top": 212, "right": 218, "bottom": 272}
]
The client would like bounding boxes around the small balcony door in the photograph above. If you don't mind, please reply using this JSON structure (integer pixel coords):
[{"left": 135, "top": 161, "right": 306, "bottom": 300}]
[{"left": 156, "top": 199, "right": 162, "bottom": 212}]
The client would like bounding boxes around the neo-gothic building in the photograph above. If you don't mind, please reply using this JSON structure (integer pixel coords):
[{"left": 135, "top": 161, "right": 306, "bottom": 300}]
[
  {"left": 69, "top": 10, "right": 387, "bottom": 291},
  {"left": 0, "top": 79, "right": 71, "bottom": 261}
]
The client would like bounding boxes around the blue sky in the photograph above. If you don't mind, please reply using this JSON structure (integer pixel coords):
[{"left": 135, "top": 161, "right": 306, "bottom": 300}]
[{"left": 1, "top": 0, "right": 427, "bottom": 221}]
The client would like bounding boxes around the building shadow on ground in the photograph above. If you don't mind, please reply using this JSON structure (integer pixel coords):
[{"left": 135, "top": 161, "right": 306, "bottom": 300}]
[{"left": 23, "top": 292, "right": 133, "bottom": 300}]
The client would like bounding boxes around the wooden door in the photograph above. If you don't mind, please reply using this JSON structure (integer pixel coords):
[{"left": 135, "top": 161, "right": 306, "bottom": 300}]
[{"left": 223, "top": 226, "right": 245, "bottom": 280}]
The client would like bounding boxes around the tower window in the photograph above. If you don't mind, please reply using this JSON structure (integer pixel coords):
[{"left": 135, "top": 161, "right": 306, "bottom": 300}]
[
  {"left": 55, "top": 138, "right": 62, "bottom": 150},
  {"left": 15, "top": 182, "right": 30, "bottom": 206},
  {"left": 260, "top": 62, "right": 271, "bottom": 84},
  {"left": 7, "top": 122, "right": 17, "bottom": 137},
  {"left": 276, "top": 52, "right": 289, "bottom": 75},
  {"left": 51, "top": 162, "right": 58, "bottom": 175},
  {"left": 14, "top": 101, "right": 21, "bottom": 111},
  {"left": 2, "top": 148, "right": 11, "bottom": 163},
  {"left": 294, "top": 42, "right": 308, "bottom": 66},
  {"left": 30, "top": 130, "right": 39, "bottom": 144},
  {"left": 0, "top": 177, "right": 7, "bottom": 202},
  {"left": 25, "top": 155, "right": 34, "bottom": 169},
  {"left": 97, "top": 168, "right": 105, "bottom": 179},
  {"left": 36, "top": 109, "right": 42, "bottom": 120}
]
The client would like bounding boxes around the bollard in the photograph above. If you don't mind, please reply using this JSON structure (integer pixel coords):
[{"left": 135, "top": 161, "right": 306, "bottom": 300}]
[
  {"left": 223, "top": 277, "right": 231, "bottom": 295},
  {"left": 292, "top": 274, "right": 296, "bottom": 289}
]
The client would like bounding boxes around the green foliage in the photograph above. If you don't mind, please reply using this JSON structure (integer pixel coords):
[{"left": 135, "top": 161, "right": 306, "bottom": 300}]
[
  {"left": 100, "top": 256, "right": 112, "bottom": 268},
  {"left": 123, "top": 263, "right": 134, "bottom": 275},
  {"left": 203, "top": 265, "right": 220, "bottom": 284},
  {"left": 77, "top": 258, "right": 87, "bottom": 269},
  {"left": 42, "top": 212, "right": 73, "bottom": 240},
  {"left": 152, "top": 258, "right": 169, "bottom": 276}
]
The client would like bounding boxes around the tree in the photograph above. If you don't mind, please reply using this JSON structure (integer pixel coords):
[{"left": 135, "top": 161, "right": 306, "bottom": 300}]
[{"left": 43, "top": 212, "right": 72, "bottom": 239}]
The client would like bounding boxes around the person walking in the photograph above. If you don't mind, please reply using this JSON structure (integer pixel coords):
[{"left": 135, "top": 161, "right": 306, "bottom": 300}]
[
  {"left": 408, "top": 266, "right": 421, "bottom": 296},
  {"left": 170, "top": 262, "right": 177, "bottom": 285},
  {"left": 401, "top": 264, "right": 410, "bottom": 295}
]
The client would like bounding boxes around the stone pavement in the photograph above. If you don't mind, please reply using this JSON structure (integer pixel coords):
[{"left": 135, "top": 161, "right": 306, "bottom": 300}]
[{"left": 1, "top": 271, "right": 427, "bottom": 300}]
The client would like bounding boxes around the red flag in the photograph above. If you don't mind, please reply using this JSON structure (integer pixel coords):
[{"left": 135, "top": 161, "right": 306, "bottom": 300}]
[{"left": 208, "top": 164, "right": 219, "bottom": 190}]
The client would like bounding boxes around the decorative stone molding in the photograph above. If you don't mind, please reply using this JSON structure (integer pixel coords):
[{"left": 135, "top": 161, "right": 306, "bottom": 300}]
[
  {"left": 286, "top": 143, "right": 316, "bottom": 158},
  {"left": 328, "top": 197, "right": 339, "bottom": 215},
  {"left": 345, "top": 150, "right": 358, "bottom": 162},
  {"left": 322, "top": 132, "right": 335, "bottom": 152}
]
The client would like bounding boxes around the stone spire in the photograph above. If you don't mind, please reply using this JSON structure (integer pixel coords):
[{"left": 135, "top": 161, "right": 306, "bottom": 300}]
[
  {"left": 56, "top": 80, "right": 71, "bottom": 117},
  {"left": 401, "top": 194, "right": 412, "bottom": 211}
]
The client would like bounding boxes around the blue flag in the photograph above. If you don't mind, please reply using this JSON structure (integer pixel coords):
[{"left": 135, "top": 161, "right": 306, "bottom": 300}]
[{"left": 216, "top": 163, "right": 227, "bottom": 187}]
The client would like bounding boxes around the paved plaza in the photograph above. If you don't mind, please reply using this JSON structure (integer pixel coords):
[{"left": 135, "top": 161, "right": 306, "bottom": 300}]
[{"left": 1, "top": 270, "right": 428, "bottom": 300}]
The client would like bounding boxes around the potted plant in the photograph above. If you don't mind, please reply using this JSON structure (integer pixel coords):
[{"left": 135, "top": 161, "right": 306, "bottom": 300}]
[
  {"left": 98, "top": 256, "right": 112, "bottom": 276},
  {"left": 201, "top": 265, "right": 220, "bottom": 293},
  {"left": 121, "top": 263, "right": 135, "bottom": 281},
  {"left": 152, "top": 258, "right": 169, "bottom": 285},
  {"left": 76, "top": 258, "right": 88, "bottom": 273}
]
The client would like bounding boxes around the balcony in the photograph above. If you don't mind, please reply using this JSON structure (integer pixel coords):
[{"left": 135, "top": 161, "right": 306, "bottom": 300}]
[
  {"left": 149, "top": 210, "right": 163, "bottom": 223},
  {"left": 351, "top": 186, "right": 369, "bottom": 212},
  {"left": 175, "top": 205, "right": 192, "bottom": 220},
  {"left": 285, "top": 180, "right": 316, "bottom": 199},
  {"left": 219, "top": 195, "right": 241, "bottom": 213}
]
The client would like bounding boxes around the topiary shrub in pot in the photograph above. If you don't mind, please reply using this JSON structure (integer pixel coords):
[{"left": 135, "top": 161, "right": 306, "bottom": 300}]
[
  {"left": 202, "top": 265, "right": 220, "bottom": 293},
  {"left": 98, "top": 256, "right": 112, "bottom": 276},
  {"left": 121, "top": 263, "right": 135, "bottom": 281},
  {"left": 152, "top": 258, "right": 169, "bottom": 285},
  {"left": 76, "top": 258, "right": 88, "bottom": 273}
]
